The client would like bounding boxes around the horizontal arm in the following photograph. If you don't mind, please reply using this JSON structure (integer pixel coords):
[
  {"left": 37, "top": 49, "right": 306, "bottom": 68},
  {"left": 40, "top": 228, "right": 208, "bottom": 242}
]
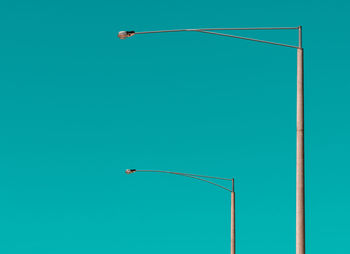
[
  {"left": 128, "top": 169, "right": 233, "bottom": 192},
  {"left": 135, "top": 27, "right": 299, "bottom": 34},
  {"left": 135, "top": 170, "right": 232, "bottom": 181},
  {"left": 131, "top": 27, "right": 300, "bottom": 49}
]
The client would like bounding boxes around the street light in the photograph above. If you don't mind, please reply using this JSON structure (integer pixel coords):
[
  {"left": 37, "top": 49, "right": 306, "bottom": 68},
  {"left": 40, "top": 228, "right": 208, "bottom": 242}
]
[
  {"left": 125, "top": 169, "right": 235, "bottom": 254},
  {"left": 119, "top": 26, "right": 305, "bottom": 254}
]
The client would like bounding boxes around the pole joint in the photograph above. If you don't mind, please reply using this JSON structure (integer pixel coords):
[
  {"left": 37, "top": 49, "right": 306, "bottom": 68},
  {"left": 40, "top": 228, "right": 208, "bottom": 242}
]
[{"left": 298, "top": 26, "right": 303, "bottom": 49}]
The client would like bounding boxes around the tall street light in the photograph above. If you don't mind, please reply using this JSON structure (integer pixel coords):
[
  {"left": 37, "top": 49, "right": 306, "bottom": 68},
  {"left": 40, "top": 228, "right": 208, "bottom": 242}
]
[
  {"left": 119, "top": 26, "right": 305, "bottom": 254},
  {"left": 125, "top": 169, "right": 235, "bottom": 254}
]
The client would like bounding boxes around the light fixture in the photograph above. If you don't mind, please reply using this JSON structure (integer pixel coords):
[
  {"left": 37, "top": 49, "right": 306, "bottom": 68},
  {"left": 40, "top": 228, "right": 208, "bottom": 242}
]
[
  {"left": 125, "top": 169, "right": 136, "bottom": 174},
  {"left": 118, "top": 31, "right": 135, "bottom": 39}
]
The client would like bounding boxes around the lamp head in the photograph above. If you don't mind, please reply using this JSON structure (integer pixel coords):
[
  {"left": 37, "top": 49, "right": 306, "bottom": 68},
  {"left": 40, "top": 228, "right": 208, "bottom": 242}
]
[
  {"left": 125, "top": 169, "right": 136, "bottom": 174},
  {"left": 118, "top": 31, "right": 135, "bottom": 39}
]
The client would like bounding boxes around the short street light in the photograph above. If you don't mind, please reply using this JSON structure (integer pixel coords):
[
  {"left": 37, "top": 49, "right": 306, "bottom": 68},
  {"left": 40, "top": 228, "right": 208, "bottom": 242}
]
[{"left": 125, "top": 169, "right": 235, "bottom": 254}]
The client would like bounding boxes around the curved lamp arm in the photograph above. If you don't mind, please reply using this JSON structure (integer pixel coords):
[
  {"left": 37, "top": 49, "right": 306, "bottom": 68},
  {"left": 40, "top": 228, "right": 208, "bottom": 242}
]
[
  {"left": 118, "top": 26, "right": 302, "bottom": 49},
  {"left": 126, "top": 169, "right": 234, "bottom": 192}
]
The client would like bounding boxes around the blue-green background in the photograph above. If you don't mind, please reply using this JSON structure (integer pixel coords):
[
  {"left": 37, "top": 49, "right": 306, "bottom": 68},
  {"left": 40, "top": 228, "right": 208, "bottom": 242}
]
[{"left": 1, "top": 0, "right": 349, "bottom": 253}]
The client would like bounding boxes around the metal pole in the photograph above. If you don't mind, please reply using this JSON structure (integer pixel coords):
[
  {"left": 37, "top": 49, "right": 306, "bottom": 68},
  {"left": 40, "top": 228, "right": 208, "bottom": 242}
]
[
  {"left": 231, "top": 179, "right": 235, "bottom": 254},
  {"left": 296, "top": 26, "right": 305, "bottom": 254}
]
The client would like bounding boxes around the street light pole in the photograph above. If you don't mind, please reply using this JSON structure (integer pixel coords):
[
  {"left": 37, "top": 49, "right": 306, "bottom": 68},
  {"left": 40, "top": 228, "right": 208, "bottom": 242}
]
[
  {"left": 119, "top": 26, "right": 305, "bottom": 254},
  {"left": 125, "top": 169, "right": 235, "bottom": 254},
  {"left": 231, "top": 178, "right": 235, "bottom": 254},
  {"left": 296, "top": 26, "right": 305, "bottom": 254}
]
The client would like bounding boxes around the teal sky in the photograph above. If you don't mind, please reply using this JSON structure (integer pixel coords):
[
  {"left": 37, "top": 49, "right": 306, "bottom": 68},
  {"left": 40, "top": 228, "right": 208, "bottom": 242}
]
[{"left": 1, "top": 0, "right": 350, "bottom": 253}]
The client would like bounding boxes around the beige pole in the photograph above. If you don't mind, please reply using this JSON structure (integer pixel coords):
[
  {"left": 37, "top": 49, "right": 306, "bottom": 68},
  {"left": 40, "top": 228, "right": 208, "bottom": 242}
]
[
  {"left": 296, "top": 26, "right": 305, "bottom": 254},
  {"left": 231, "top": 179, "right": 235, "bottom": 254}
]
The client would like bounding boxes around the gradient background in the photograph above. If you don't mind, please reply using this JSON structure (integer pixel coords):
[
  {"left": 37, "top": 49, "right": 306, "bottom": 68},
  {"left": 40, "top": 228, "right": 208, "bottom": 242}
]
[{"left": 1, "top": 0, "right": 349, "bottom": 253}]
